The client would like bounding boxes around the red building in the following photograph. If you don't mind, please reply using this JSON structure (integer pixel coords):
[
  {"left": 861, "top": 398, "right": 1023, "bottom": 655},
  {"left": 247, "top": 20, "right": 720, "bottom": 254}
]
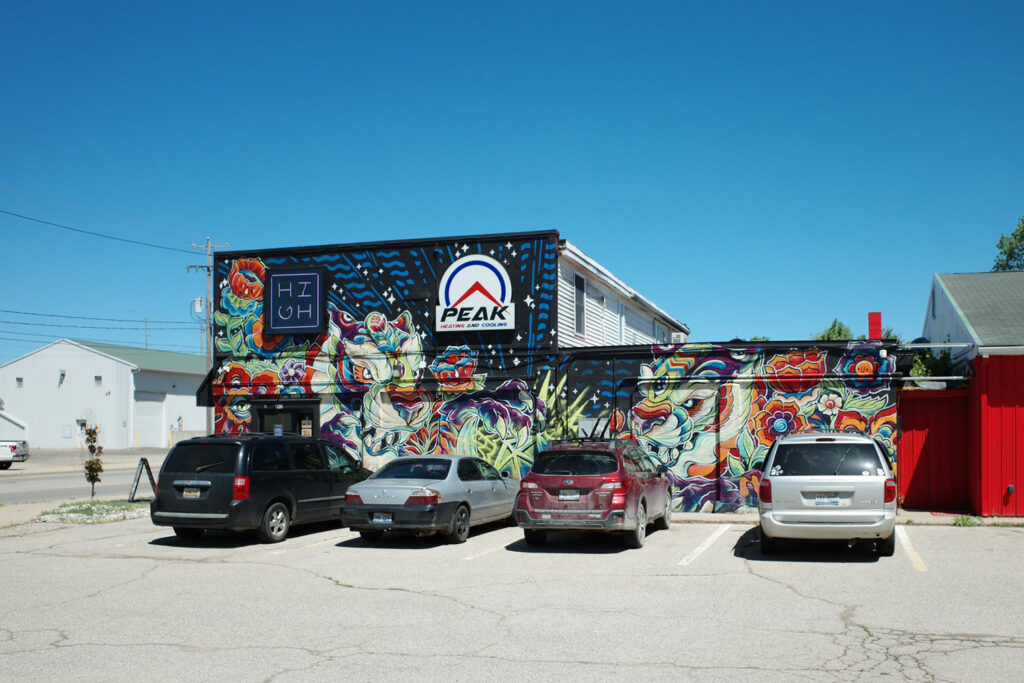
[{"left": 899, "top": 272, "right": 1024, "bottom": 516}]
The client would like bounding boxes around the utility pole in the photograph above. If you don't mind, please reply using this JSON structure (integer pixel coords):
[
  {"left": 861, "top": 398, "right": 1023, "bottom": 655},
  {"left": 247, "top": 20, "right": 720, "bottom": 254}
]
[{"left": 189, "top": 237, "right": 230, "bottom": 434}]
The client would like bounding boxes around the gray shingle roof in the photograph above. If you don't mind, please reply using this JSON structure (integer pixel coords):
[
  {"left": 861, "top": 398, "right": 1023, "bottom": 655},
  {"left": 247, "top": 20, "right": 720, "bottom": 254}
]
[
  {"left": 937, "top": 272, "right": 1024, "bottom": 347},
  {"left": 72, "top": 340, "right": 207, "bottom": 375}
]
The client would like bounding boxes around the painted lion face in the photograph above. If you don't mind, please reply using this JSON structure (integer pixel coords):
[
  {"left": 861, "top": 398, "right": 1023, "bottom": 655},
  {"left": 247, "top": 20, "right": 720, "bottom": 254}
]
[{"left": 629, "top": 360, "right": 719, "bottom": 464}]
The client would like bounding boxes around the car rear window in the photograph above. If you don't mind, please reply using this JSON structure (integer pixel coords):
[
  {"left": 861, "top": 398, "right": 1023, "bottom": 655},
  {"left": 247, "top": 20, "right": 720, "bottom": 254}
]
[
  {"left": 163, "top": 443, "right": 238, "bottom": 474},
  {"left": 769, "top": 443, "right": 886, "bottom": 477},
  {"left": 371, "top": 458, "right": 451, "bottom": 479},
  {"left": 531, "top": 451, "right": 619, "bottom": 476}
]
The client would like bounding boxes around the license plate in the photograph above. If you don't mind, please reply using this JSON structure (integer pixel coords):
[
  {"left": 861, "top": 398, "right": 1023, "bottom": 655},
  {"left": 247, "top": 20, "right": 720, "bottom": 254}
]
[
  {"left": 182, "top": 488, "right": 200, "bottom": 499},
  {"left": 559, "top": 489, "right": 580, "bottom": 501},
  {"left": 371, "top": 512, "right": 392, "bottom": 524},
  {"left": 815, "top": 495, "right": 839, "bottom": 506}
]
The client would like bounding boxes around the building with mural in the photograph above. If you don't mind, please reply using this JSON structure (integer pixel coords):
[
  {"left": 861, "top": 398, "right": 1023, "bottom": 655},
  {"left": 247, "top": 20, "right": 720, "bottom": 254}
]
[{"left": 198, "top": 230, "right": 900, "bottom": 513}]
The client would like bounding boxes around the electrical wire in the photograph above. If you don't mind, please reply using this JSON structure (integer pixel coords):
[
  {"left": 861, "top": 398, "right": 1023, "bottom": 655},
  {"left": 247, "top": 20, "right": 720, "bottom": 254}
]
[
  {"left": 0, "top": 208, "right": 195, "bottom": 255},
  {"left": 0, "top": 308, "right": 194, "bottom": 324},
  {"left": 0, "top": 318, "right": 198, "bottom": 331}
]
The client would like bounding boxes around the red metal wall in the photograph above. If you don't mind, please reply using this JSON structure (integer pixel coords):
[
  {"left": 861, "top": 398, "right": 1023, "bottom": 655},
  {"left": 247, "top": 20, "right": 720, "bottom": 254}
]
[
  {"left": 897, "top": 389, "right": 969, "bottom": 512},
  {"left": 971, "top": 356, "right": 1024, "bottom": 517}
]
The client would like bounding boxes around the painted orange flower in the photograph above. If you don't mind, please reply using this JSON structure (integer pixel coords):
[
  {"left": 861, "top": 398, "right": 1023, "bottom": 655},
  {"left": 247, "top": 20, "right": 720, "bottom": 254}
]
[{"left": 764, "top": 350, "right": 826, "bottom": 397}]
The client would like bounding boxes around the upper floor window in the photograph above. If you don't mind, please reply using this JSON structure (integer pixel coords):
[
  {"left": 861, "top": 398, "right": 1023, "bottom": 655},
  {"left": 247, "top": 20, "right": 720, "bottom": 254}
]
[
  {"left": 94, "top": 375, "right": 103, "bottom": 386},
  {"left": 574, "top": 274, "right": 586, "bottom": 335},
  {"left": 16, "top": 377, "right": 23, "bottom": 388}
]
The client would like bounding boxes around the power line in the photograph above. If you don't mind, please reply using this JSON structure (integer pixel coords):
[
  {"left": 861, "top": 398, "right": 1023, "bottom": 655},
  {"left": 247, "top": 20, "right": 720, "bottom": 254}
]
[
  {"left": 0, "top": 318, "right": 199, "bottom": 331},
  {"left": 0, "top": 335, "right": 202, "bottom": 352},
  {"left": 0, "top": 308, "right": 193, "bottom": 324},
  {"left": 0, "top": 208, "right": 195, "bottom": 255}
]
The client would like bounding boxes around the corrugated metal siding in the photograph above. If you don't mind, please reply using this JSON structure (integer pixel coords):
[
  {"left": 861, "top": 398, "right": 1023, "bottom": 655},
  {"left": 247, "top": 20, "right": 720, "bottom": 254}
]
[
  {"left": 897, "top": 390, "right": 969, "bottom": 512},
  {"left": 972, "top": 355, "right": 1024, "bottom": 516}
]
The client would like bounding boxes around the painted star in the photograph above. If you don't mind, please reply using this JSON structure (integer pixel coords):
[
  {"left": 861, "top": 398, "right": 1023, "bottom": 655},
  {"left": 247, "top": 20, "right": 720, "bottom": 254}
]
[
  {"left": 524, "top": 295, "right": 534, "bottom": 308},
  {"left": 505, "top": 242, "right": 512, "bottom": 249},
  {"left": 513, "top": 357, "right": 521, "bottom": 366}
]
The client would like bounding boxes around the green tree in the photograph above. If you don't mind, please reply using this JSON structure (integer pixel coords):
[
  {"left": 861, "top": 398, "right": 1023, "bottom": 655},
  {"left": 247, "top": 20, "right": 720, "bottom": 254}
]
[
  {"left": 812, "top": 318, "right": 853, "bottom": 341},
  {"left": 992, "top": 216, "right": 1024, "bottom": 272},
  {"left": 83, "top": 425, "right": 104, "bottom": 499}
]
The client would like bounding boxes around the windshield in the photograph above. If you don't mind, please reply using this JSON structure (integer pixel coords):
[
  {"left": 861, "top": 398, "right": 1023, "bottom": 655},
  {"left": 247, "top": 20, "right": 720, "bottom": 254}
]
[
  {"left": 162, "top": 443, "right": 238, "bottom": 474},
  {"left": 769, "top": 443, "right": 886, "bottom": 477},
  {"left": 370, "top": 458, "right": 451, "bottom": 480},
  {"left": 531, "top": 451, "right": 619, "bottom": 476}
]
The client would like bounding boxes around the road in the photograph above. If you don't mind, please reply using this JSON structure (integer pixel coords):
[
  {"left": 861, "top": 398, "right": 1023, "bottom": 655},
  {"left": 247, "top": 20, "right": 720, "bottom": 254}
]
[
  {"left": 2, "top": 515, "right": 1023, "bottom": 680},
  {"left": 0, "top": 469, "right": 155, "bottom": 505}
]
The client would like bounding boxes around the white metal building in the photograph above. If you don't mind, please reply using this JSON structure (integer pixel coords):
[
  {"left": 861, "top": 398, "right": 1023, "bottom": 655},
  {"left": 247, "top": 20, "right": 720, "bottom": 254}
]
[
  {"left": 0, "top": 339, "right": 206, "bottom": 449},
  {"left": 557, "top": 239, "right": 689, "bottom": 348}
]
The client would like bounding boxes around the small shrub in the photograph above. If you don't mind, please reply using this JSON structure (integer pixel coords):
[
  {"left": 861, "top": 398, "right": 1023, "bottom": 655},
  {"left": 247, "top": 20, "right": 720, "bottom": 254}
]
[
  {"left": 953, "top": 515, "right": 980, "bottom": 527},
  {"left": 83, "top": 425, "right": 104, "bottom": 499}
]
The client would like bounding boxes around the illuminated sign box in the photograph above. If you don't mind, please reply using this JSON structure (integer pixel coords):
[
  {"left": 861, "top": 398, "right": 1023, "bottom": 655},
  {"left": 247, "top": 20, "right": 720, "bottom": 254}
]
[{"left": 265, "top": 268, "right": 326, "bottom": 334}]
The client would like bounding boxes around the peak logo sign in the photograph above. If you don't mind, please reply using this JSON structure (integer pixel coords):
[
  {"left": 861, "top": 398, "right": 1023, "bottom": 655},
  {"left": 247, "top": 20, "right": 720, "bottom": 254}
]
[{"left": 436, "top": 254, "right": 515, "bottom": 331}]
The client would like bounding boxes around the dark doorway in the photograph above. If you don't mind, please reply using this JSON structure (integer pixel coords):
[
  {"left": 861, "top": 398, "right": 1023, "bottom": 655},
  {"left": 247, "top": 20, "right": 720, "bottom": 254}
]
[{"left": 253, "top": 401, "right": 320, "bottom": 437}]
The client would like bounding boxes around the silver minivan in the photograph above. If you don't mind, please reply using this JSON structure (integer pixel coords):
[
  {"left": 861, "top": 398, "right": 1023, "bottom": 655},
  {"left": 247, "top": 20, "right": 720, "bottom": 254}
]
[{"left": 757, "top": 432, "right": 897, "bottom": 555}]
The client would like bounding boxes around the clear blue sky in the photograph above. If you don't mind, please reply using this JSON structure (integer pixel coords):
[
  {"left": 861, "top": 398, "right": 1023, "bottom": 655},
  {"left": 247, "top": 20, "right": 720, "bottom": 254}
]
[{"left": 1, "top": 1, "right": 1021, "bottom": 364}]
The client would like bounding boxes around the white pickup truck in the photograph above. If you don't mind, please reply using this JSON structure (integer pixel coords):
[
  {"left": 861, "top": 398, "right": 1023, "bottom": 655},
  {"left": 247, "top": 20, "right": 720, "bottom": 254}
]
[{"left": 0, "top": 440, "right": 30, "bottom": 470}]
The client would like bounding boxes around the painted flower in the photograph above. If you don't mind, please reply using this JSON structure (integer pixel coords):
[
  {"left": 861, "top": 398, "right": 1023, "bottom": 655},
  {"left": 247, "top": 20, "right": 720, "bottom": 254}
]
[
  {"left": 817, "top": 392, "right": 843, "bottom": 416},
  {"left": 752, "top": 399, "right": 809, "bottom": 443},
  {"left": 833, "top": 410, "right": 868, "bottom": 433},
  {"left": 220, "top": 363, "right": 251, "bottom": 392},
  {"left": 229, "top": 259, "right": 266, "bottom": 300},
  {"left": 870, "top": 405, "right": 898, "bottom": 470},
  {"left": 252, "top": 314, "right": 285, "bottom": 353},
  {"left": 279, "top": 358, "right": 306, "bottom": 386},
  {"left": 839, "top": 345, "right": 893, "bottom": 393},
  {"left": 764, "top": 350, "right": 826, "bottom": 397},
  {"left": 250, "top": 370, "right": 279, "bottom": 396},
  {"left": 429, "top": 345, "right": 479, "bottom": 393}
]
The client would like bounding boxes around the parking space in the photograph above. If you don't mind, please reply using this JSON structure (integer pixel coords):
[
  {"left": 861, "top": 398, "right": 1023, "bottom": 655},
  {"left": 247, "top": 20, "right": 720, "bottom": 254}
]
[{"left": 3, "top": 518, "right": 1024, "bottom": 680}]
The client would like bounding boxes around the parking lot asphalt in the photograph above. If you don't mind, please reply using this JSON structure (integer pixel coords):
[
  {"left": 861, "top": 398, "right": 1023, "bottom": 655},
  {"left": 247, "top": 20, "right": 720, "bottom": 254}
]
[{"left": 0, "top": 448, "right": 1016, "bottom": 528}]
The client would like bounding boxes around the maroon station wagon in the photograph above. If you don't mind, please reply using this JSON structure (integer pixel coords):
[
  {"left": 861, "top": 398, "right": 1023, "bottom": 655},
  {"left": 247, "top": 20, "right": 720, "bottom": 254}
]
[{"left": 516, "top": 439, "right": 672, "bottom": 549}]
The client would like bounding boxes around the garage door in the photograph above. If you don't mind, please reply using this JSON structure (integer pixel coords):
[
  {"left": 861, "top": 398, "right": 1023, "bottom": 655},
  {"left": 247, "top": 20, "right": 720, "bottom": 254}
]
[{"left": 134, "top": 392, "right": 167, "bottom": 447}]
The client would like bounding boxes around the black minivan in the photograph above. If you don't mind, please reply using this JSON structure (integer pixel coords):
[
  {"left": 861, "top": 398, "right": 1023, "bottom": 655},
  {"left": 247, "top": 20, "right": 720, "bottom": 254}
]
[{"left": 150, "top": 434, "right": 370, "bottom": 542}]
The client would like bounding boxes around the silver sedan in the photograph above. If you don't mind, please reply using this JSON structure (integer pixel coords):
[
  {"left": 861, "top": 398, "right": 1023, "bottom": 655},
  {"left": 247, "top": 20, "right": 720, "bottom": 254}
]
[{"left": 340, "top": 455, "right": 519, "bottom": 543}]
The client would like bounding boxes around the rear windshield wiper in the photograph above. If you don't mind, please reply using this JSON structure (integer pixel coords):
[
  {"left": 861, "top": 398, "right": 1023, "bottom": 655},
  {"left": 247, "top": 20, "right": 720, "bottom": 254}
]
[
  {"left": 195, "top": 461, "right": 225, "bottom": 473},
  {"left": 833, "top": 449, "right": 851, "bottom": 476}
]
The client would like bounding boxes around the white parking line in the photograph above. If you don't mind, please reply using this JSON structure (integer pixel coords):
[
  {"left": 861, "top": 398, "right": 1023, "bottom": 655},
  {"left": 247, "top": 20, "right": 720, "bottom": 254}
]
[
  {"left": 678, "top": 524, "right": 732, "bottom": 565},
  {"left": 896, "top": 526, "right": 927, "bottom": 572}
]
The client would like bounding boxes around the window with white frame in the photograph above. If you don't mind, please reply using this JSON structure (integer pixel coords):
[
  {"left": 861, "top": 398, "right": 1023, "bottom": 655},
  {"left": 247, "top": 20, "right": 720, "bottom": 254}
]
[{"left": 574, "top": 274, "right": 586, "bottom": 335}]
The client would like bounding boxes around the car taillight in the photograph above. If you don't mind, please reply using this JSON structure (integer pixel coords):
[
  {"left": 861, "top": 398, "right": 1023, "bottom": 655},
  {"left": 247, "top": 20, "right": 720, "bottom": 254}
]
[
  {"left": 232, "top": 476, "right": 250, "bottom": 501},
  {"left": 600, "top": 479, "right": 628, "bottom": 493},
  {"left": 520, "top": 480, "right": 539, "bottom": 491},
  {"left": 759, "top": 479, "right": 772, "bottom": 503},
  {"left": 884, "top": 478, "right": 897, "bottom": 503},
  {"left": 344, "top": 492, "right": 363, "bottom": 505},
  {"left": 405, "top": 488, "right": 441, "bottom": 506}
]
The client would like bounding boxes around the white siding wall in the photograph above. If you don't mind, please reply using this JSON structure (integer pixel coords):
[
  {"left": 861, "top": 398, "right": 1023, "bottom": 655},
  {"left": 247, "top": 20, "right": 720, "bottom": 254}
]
[
  {"left": 0, "top": 341, "right": 206, "bottom": 449},
  {"left": 557, "top": 261, "right": 670, "bottom": 348},
  {"left": 0, "top": 341, "right": 135, "bottom": 448},
  {"left": 921, "top": 280, "right": 979, "bottom": 364}
]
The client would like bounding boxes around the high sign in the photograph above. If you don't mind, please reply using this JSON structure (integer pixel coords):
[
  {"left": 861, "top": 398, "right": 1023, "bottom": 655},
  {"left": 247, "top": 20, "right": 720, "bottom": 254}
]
[
  {"left": 265, "top": 268, "right": 325, "bottom": 334},
  {"left": 435, "top": 254, "right": 515, "bottom": 331}
]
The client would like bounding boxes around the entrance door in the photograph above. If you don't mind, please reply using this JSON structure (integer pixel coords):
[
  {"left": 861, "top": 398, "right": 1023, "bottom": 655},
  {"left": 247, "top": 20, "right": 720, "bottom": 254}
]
[{"left": 254, "top": 402, "right": 320, "bottom": 437}]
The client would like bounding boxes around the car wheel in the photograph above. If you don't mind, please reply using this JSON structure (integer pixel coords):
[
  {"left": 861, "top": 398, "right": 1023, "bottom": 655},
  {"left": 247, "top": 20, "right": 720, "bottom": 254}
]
[
  {"left": 173, "top": 527, "right": 203, "bottom": 540},
  {"left": 359, "top": 530, "right": 384, "bottom": 543},
  {"left": 446, "top": 505, "right": 470, "bottom": 544},
  {"left": 653, "top": 495, "right": 672, "bottom": 531},
  {"left": 259, "top": 502, "right": 291, "bottom": 543},
  {"left": 624, "top": 503, "right": 647, "bottom": 549},
  {"left": 877, "top": 533, "right": 896, "bottom": 557},
  {"left": 0, "top": 462, "right": 11, "bottom": 470},
  {"left": 523, "top": 530, "right": 547, "bottom": 547},
  {"left": 760, "top": 525, "right": 778, "bottom": 555}
]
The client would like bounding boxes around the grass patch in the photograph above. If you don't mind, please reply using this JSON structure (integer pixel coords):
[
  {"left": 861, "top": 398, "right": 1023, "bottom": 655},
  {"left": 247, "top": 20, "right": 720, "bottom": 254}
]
[
  {"left": 953, "top": 515, "right": 980, "bottom": 527},
  {"left": 990, "top": 520, "right": 1024, "bottom": 528},
  {"left": 37, "top": 500, "right": 150, "bottom": 523}
]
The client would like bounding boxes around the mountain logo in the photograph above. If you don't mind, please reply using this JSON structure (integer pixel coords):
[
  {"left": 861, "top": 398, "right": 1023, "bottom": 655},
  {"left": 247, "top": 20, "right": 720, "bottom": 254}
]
[{"left": 436, "top": 254, "right": 515, "bottom": 331}]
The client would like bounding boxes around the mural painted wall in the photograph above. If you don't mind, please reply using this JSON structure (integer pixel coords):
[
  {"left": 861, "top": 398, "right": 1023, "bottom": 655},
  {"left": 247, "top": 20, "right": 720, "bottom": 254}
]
[{"left": 207, "top": 232, "right": 899, "bottom": 512}]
